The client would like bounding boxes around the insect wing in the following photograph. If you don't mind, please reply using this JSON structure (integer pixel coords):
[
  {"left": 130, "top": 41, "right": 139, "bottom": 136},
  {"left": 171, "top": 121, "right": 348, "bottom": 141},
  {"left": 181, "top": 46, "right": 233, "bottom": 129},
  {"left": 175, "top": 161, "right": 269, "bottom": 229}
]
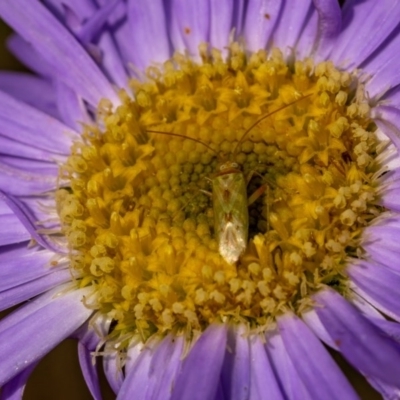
[{"left": 212, "top": 171, "right": 249, "bottom": 264}]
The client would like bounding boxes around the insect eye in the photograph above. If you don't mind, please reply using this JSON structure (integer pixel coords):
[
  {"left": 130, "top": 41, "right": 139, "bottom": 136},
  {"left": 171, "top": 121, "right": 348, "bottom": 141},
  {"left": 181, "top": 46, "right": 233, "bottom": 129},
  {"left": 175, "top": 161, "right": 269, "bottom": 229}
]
[
  {"left": 220, "top": 164, "right": 226, "bottom": 170},
  {"left": 231, "top": 162, "right": 238, "bottom": 168}
]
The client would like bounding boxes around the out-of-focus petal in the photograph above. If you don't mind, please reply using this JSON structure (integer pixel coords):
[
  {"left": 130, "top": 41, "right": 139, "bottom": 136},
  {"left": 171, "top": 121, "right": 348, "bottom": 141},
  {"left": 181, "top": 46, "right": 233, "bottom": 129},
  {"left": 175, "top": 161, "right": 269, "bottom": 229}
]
[
  {"left": 0, "top": 72, "right": 59, "bottom": 119},
  {"left": 0, "top": 362, "right": 38, "bottom": 400},
  {"left": 0, "top": 0, "right": 119, "bottom": 106},
  {"left": 7, "top": 35, "right": 52, "bottom": 77}
]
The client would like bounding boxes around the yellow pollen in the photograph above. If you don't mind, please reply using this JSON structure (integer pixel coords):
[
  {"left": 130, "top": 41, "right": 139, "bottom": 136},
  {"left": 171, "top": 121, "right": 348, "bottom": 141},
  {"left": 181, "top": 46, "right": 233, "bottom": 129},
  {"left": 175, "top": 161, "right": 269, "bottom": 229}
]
[{"left": 57, "top": 45, "right": 383, "bottom": 342}]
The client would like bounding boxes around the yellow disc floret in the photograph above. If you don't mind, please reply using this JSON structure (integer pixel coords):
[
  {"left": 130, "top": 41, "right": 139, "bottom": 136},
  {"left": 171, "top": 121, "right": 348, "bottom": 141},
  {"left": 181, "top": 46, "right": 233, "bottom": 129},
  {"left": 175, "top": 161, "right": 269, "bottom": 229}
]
[{"left": 57, "top": 44, "right": 382, "bottom": 342}]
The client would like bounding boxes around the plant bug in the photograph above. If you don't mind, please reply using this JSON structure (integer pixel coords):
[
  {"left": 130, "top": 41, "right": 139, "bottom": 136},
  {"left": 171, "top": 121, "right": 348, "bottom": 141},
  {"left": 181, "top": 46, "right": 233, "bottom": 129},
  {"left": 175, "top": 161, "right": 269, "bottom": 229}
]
[{"left": 147, "top": 94, "right": 311, "bottom": 264}]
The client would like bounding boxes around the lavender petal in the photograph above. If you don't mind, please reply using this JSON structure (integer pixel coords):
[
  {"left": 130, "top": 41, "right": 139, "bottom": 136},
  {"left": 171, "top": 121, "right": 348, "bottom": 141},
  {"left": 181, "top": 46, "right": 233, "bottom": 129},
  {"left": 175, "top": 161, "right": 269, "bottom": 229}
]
[
  {"left": 0, "top": 0, "right": 119, "bottom": 107},
  {"left": 315, "top": 287, "right": 400, "bottom": 386},
  {"left": 168, "top": 0, "right": 209, "bottom": 59},
  {"left": 221, "top": 325, "right": 251, "bottom": 400},
  {"left": 278, "top": 312, "right": 358, "bottom": 400},
  {"left": 170, "top": 324, "right": 227, "bottom": 400},
  {"left": 249, "top": 334, "right": 284, "bottom": 400},
  {"left": 348, "top": 260, "right": 400, "bottom": 322},
  {"left": 329, "top": 0, "right": 400, "bottom": 69},
  {"left": 0, "top": 286, "right": 93, "bottom": 386},
  {"left": 127, "top": 0, "right": 171, "bottom": 71},
  {"left": 242, "top": 0, "right": 283, "bottom": 52},
  {"left": 266, "top": 331, "right": 313, "bottom": 400}
]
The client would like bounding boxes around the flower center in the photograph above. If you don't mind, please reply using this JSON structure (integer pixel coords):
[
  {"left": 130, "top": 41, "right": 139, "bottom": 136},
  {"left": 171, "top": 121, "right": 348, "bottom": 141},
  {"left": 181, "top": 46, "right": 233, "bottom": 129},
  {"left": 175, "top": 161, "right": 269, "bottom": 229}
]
[{"left": 57, "top": 45, "right": 382, "bottom": 342}]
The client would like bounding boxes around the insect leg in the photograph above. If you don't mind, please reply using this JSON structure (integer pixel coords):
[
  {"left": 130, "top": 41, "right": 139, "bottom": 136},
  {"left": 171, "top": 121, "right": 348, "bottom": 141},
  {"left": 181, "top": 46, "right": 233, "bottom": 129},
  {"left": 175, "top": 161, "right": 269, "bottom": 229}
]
[{"left": 247, "top": 183, "right": 268, "bottom": 206}]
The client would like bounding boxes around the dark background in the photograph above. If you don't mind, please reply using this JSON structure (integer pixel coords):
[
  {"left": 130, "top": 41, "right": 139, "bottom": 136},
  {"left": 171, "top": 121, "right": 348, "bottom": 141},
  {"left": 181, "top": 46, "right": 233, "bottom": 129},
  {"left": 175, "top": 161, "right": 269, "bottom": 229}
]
[{"left": 0, "top": 9, "right": 380, "bottom": 400}]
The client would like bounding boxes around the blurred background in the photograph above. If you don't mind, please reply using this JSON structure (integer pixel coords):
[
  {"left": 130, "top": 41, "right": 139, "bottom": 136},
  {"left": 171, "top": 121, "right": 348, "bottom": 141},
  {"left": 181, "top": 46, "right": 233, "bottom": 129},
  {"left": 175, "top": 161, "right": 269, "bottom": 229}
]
[{"left": 0, "top": 12, "right": 381, "bottom": 400}]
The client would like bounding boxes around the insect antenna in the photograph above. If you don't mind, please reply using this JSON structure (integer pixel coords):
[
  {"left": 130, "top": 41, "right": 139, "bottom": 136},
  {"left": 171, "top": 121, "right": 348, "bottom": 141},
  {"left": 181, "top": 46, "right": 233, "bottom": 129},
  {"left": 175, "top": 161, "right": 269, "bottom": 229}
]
[
  {"left": 146, "top": 129, "right": 223, "bottom": 160},
  {"left": 233, "top": 93, "right": 312, "bottom": 157}
]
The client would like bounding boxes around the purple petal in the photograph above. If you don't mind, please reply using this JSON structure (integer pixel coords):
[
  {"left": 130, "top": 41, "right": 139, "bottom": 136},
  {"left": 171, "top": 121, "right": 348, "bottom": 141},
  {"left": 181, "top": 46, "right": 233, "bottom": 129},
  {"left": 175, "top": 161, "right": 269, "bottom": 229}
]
[
  {"left": 151, "top": 335, "right": 185, "bottom": 400},
  {"left": 0, "top": 268, "right": 72, "bottom": 312},
  {"left": 78, "top": 342, "right": 102, "bottom": 400},
  {"left": 7, "top": 34, "right": 52, "bottom": 77},
  {"left": 362, "top": 37, "right": 400, "bottom": 99},
  {"left": 117, "top": 337, "right": 158, "bottom": 399},
  {"left": 126, "top": 0, "right": 171, "bottom": 70},
  {"left": 312, "top": 0, "right": 342, "bottom": 60},
  {"left": 0, "top": 284, "right": 68, "bottom": 334},
  {"left": 171, "top": 324, "right": 227, "bottom": 400},
  {"left": 0, "top": 362, "right": 38, "bottom": 400},
  {"left": 315, "top": 287, "right": 400, "bottom": 386},
  {"left": 54, "top": 81, "right": 91, "bottom": 131},
  {"left": 294, "top": 8, "right": 318, "bottom": 59},
  {"left": 0, "top": 245, "right": 60, "bottom": 292},
  {"left": 301, "top": 308, "right": 338, "bottom": 350},
  {"left": 168, "top": 0, "right": 209, "bottom": 59},
  {"left": 329, "top": 0, "right": 400, "bottom": 69},
  {"left": 367, "top": 377, "right": 400, "bottom": 400},
  {"left": 0, "top": 206, "right": 30, "bottom": 246},
  {"left": 277, "top": 313, "right": 358, "bottom": 400},
  {"left": 119, "top": 335, "right": 185, "bottom": 400},
  {"left": 78, "top": 0, "right": 119, "bottom": 43},
  {"left": 371, "top": 105, "right": 400, "bottom": 151},
  {"left": 266, "top": 331, "right": 313, "bottom": 400},
  {"left": 0, "top": 72, "right": 60, "bottom": 119},
  {"left": 249, "top": 334, "right": 284, "bottom": 400},
  {"left": 242, "top": 0, "right": 283, "bottom": 52},
  {"left": 44, "top": 0, "right": 96, "bottom": 19},
  {"left": 0, "top": 162, "right": 57, "bottom": 196},
  {"left": 103, "top": 346, "right": 123, "bottom": 394},
  {"left": 0, "top": 89, "right": 76, "bottom": 155},
  {"left": 367, "top": 317, "right": 400, "bottom": 344},
  {"left": 0, "top": 0, "right": 119, "bottom": 107},
  {"left": 362, "top": 235, "right": 400, "bottom": 273},
  {"left": 209, "top": 0, "right": 233, "bottom": 54},
  {"left": 348, "top": 260, "right": 400, "bottom": 322},
  {"left": 272, "top": 0, "right": 313, "bottom": 58},
  {"left": 232, "top": 0, "right": 246, "bottom": 37},
  {"left": 0, "top": 191, "right": 66, "bottom": 254},
  {"left": 350, "top": 291, "right": 386, "bottom": 321},
  {"left": 75, "top": 2, "right": 129, "bottom": 87},
  {"left": 221, "top": 325, "right": 250, "bottom": 400},
  {"left": 0, "top": 285, "right": 93, "bottom": 386},
  {"left": 96, "top": 33, "right": 129, "bottom": 88},
  {"left": 214, "top": 383, "right": 226, "bottom": 400},
  {"left": 0, "top": 135, "right": 56, "bottom": 161}
]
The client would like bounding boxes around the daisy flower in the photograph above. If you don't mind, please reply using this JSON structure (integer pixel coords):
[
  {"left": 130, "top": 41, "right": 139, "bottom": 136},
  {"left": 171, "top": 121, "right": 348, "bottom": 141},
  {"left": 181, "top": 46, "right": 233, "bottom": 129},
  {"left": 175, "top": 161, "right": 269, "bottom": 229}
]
[{"left": 1, "top": 0, "right": 400, "bottom": 399}]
